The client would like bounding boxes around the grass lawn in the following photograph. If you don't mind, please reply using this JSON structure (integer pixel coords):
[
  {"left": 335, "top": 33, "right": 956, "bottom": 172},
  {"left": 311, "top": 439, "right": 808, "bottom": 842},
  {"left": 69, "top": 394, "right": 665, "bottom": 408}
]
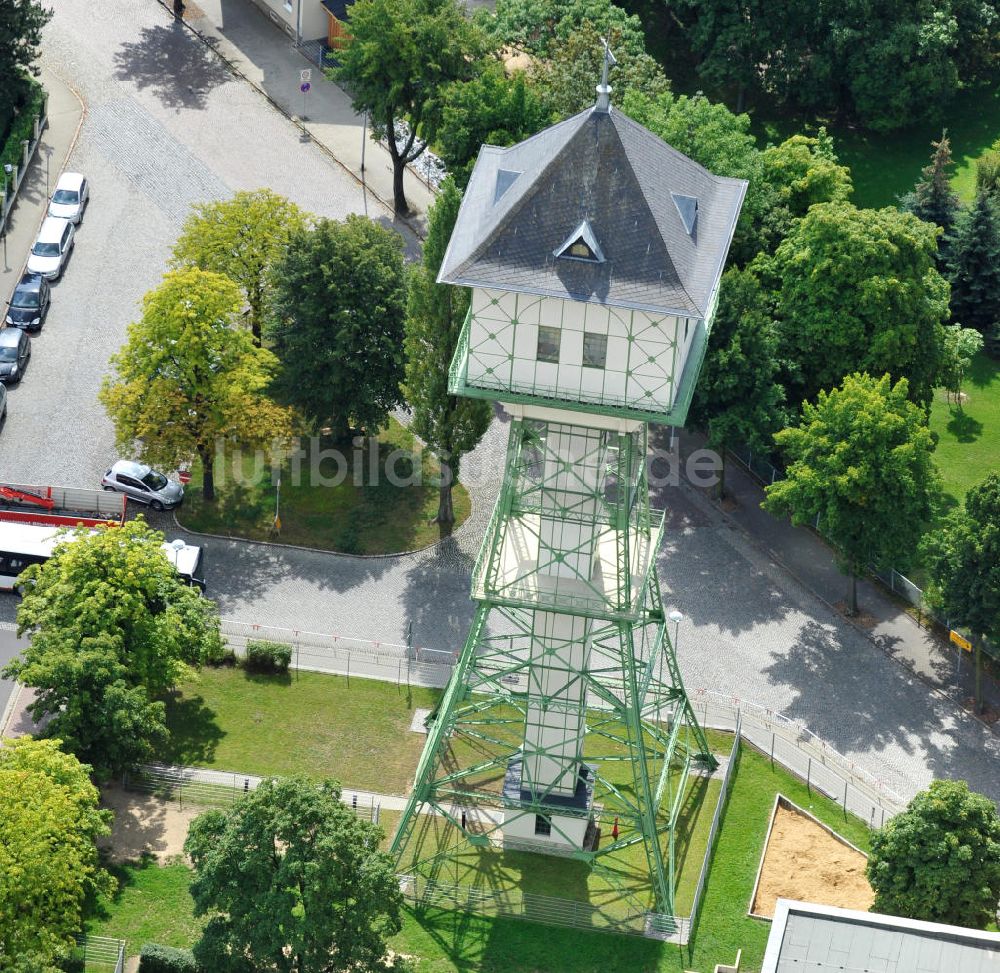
[
  {"left": 88, "top": 742, "right": 871, "bottom": 972},
  {"left": 160, "top": 666, "right": 442, "bottom": 795},
  {"left": 929, "top": 352, "right": 1000, "bottom": 510},
  {"left": 176, "top": 418, "right": 470, "bottom": 555}
]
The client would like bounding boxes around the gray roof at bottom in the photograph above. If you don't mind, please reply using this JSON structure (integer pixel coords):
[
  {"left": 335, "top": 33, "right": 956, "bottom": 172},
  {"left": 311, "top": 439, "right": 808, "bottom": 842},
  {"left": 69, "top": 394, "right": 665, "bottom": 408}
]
[{"left": 438, "top": 105, "right": 747, "bottom": 318}]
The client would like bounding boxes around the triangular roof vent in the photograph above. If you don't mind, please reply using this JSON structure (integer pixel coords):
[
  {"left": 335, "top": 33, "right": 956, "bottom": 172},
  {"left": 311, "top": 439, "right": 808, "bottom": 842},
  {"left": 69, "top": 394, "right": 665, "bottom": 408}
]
[
  {"left": 671, "top": 192, "right": 698, "bottom": 236},
  {"left": 553, "top": 220, "right": 605, "bottom": 263},
  {"left": 494, "top": 169, "right": 521, "bottom": 204}
]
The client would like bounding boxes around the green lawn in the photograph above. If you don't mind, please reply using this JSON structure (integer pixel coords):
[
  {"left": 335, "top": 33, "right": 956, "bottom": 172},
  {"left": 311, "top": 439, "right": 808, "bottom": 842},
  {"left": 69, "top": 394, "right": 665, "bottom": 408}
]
[
  {"left": 86, "top": 742, "right": 871, "bottom": 972},
  {"left": 929, "top": 352, "right": 1000, "bottom": 510},
  {"left": 177, "top": 418, "right": 470, "bottom": 555},
  {"left": 160, "top": 666, "right": 442, "bottom": 795}
]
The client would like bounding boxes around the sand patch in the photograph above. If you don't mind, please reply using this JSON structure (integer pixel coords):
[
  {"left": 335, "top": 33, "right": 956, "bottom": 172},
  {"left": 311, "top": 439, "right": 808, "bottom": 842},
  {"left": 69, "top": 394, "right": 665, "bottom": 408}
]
[
  {"left": 751, "top": 798, "right": 873, "bottom": 918},
  {"left": 99, "top": 784, "right": 199, "bottom": 862}
]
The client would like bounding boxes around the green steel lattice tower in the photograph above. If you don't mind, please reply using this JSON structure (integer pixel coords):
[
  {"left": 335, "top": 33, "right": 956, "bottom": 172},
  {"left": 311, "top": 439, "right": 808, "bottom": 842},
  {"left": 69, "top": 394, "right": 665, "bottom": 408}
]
[{"left": 390, "top": 74, "right": 747, "bottom": 917}]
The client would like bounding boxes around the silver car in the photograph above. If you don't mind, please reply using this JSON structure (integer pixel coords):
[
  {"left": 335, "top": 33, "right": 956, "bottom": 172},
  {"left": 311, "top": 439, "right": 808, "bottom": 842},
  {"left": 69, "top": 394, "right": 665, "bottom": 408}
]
[
  {"left": 48, "top": 172, "right": 89, "bottom": 224},
  {"left": 101, "top": 460, "right": 184, "bottom": 510},
  {"left": 26, "top": 217, "right": 75, "bottom": 280}
]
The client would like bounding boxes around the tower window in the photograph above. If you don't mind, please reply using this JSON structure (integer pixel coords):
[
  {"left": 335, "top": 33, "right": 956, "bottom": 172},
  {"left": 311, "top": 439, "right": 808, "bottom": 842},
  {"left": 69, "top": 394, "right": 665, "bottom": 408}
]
[
  {"left": 537, "top": 326, "right": 561, "bottom": 364},
  {"left": 534, "top": 814, "right": 552, "bottom": 837},
  {"left": 582, "top": 332, "right": 608, "bottom": 369}
]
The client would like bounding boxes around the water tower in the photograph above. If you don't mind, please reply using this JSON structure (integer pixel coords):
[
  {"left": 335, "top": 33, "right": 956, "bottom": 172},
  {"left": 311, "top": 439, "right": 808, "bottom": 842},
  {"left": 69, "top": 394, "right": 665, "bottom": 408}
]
[{"left": 391, "top": 62, "right": 747, "bottom": 916}]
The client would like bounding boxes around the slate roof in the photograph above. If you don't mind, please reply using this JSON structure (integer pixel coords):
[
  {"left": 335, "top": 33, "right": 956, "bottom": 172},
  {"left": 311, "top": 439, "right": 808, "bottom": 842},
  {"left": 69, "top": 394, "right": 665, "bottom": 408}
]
[
  {"left": 763, "top": 900, "right": 1000, "bottom": 973},
  {"left": 438, "top": 104, "right": 747, "bottom": 319}
]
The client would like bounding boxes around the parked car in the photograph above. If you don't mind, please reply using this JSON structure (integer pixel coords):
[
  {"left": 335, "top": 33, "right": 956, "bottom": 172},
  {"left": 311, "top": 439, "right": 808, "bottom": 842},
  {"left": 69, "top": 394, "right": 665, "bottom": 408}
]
[
  {"left": 0, "top": 329, "right": 30, "bottom": 384},
  {"left": 47, "top": 171, "right": 89, "bottom": 224},
  {"left": 26, "top": 217, "right": 74, "bottom": 280},
  {"left": 101, "top": 460, "right": 184, "bottom": 510},
  {"left": 5, "top": 272, "right": 50, "bottom": 332}
]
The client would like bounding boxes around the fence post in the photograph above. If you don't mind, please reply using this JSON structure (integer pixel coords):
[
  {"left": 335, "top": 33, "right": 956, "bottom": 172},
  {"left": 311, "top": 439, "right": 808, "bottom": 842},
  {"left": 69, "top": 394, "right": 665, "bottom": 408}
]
[
  {"left": 806, "top": 756, "right": 811, "bottom": 793},
  {"left": 770, "top": 732, "right": 775, "bottom": 767}
]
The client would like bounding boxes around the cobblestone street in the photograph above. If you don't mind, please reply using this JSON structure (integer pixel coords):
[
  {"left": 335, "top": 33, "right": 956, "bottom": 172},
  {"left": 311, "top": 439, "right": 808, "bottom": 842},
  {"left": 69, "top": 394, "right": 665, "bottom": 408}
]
[{"left": 0, "top": 0, "right": 996, "bottom": 812}]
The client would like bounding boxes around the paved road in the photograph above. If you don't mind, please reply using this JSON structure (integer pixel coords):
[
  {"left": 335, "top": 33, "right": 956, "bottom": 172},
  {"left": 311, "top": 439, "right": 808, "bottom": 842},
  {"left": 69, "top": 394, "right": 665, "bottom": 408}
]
[{"left": 0, "top": 626, "right": 28, "bottom": 730}]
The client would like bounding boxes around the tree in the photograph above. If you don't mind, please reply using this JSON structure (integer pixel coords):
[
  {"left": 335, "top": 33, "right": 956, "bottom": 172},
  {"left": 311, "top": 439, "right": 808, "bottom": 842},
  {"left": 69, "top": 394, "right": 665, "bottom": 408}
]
[
  {"left": 171, "top": 190, "right": 309, "bottom": 345},
  {"left": 688, "top": 268, "right": 786, "bottom": 498},
  {"left": 902, "top": 131, "right": 962, "bottom": 239},
  {"left": 403, "top": 180, "right": 491, "bottom": 523},
  {"left": 267, "top": 216, "right": 407, "bottom": 442},
  {"left": 483, "top": 0, "right": 647, "bottom": 59},
  {"left": 921, "top": 473, "right": 1000, "bottom": 712},
  {"left": 100, "top": 267, "right": 295, "bottom": 501},
  {"left": 939, "top": 324, "right": 984, "bottom": 406},
  {"left": 334, "top": 0, "right": 485, "bottom": 216},
  {"left": 759, "top": 131, "right": 853, "bottom": 225},
  {"left": 764, "top": 373, "right": 940, "bottom": 615},
  {"left": 0, "top": 738, "right": 114, "bottom": 970},
  {"left": 975, "top": 139, "right": 1000, "bottom": 199},
  {"left": 185, "top": 776, "right": 403, "bottom": 973},
  {"left": 867, "top": 779, "right": 1000, "bottom": 927},
  {"left": 762, "top": 202, "right": 949, "bottom": 410},
  {"left": 3, "top": 519, "right": 223, "bottom": 774},
  {"left": 946, "top": 188, "right": 1000, "bottom": 337},
  {"left": 433, "top": 64, "right": 552, "bottom": 189},
  {"left": 0, "top": 0, "right": 50, "bottom": 112},
  {"left": 528, "top": 21, "right": 669, "bottom": 118}
]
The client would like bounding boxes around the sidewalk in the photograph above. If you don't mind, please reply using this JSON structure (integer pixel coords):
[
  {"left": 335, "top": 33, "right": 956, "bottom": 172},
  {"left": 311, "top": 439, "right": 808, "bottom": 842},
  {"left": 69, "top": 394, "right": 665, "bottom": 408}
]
[
  {"left": 679, "top": 432, "right": 1000, "bottom": 727},
  {"left": 0, "top": 69, "right": 84, "bottom": 298},
  {"left": 162, "top": 0, "right": 436, "bottom": 234}
]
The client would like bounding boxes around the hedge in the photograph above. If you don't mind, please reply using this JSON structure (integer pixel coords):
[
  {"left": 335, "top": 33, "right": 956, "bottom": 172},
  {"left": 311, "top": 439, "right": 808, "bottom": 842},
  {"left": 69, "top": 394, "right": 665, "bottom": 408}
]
[
  {"left": 138, "top": 943, "right": 201, "bottom": 973},
  {"left": 244, "top": 639, "right": 292, "bottom": 674},
  {"left": 0, "top": 78, "right": 44, "bottom": 184}
]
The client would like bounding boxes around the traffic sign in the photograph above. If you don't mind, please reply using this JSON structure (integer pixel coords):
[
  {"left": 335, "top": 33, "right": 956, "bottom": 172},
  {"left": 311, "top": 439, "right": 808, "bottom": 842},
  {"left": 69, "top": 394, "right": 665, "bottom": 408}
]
[
  {"left": 300, "top": 82, "right": 311, "bottom": 93},
  {"left": 950, "top": 630, "right": 973, "bottom": 652},
  {"left": 300, "top": 68, "right": 312, "bottom": 83}
]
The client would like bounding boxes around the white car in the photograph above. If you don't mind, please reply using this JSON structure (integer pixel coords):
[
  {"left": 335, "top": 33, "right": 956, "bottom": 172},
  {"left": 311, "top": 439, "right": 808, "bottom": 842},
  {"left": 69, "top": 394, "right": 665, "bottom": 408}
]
[
  {"left": 47, "top": 172, "right": 89, "bottom": 224},
  {"left": 26, "top": 217, "right": 74, "bottom": 281}
]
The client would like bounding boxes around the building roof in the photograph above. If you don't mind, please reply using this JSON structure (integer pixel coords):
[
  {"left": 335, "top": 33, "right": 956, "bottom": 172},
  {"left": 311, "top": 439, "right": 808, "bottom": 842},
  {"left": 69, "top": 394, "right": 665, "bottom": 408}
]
[
  {"left": 763, "top": 899, "right": 1000, "bottom": 973},
  {"left": 438, "top": 104, "right": 747, "bottom": 319},
  {"left": 320, "top": 0, "right": 350, "bottom": 21}
]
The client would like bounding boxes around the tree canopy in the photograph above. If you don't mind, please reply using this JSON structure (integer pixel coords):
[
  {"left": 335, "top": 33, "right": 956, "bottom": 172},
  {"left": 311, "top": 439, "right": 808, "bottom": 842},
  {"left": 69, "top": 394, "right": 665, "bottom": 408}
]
[
  {"left": 0, "top": 738, "right": 114, "bottom": 971},
  {"left": 939, "top": 324, "right": 984, "bottom": 406},
  {"left": 921, "top": 472, "right": 1000, "bottom": 711},
  {"left": 764, "top": 373, "right": 940, "bottom": 615},
  {"left": 403, "top": 179, "right": 491, "bottom": 523},
  {"left": 902, "top": 132, "right": 961, "bottom": 240},
  {"left": 335, "top": 0, "right": 485, "bottom": 215},
  {"left": 100, "top": 267, "right": 295, "bottom": 500},
  {"left": 867, "top": 779, "right": 1000, "bottom": 928},
  {"left": 761, "top": 202, "right": 949, "bottom": 409},
  {"left": 267, "top": 215, "right": 407, "bottom": 441},
  {"left": 185, "top": 776, "right": 403, "bottom": 973},
  {"left": 946, "top": 187, "right": 1000, "bottom": 338},
  {"left": 3, "top": 519, "right": 223, "bottom": 774},
  {"left": 171, "top": 190, "right": 309, "bottom": 345},
  {"left": 0, "top": 0, "right": 50, "bottom": 111}
]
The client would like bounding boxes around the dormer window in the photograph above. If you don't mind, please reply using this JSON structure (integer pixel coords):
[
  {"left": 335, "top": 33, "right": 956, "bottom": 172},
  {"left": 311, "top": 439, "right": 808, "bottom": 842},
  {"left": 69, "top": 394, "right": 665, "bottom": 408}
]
[
  {"left": 494, "top": 169, "right": 521, "bottom": 205},
  {"left": 671, "top": 193, "right": 698, "bottom": 236},
  {"left": 554, "top": 220, "right": 604, "bottom": 263}
]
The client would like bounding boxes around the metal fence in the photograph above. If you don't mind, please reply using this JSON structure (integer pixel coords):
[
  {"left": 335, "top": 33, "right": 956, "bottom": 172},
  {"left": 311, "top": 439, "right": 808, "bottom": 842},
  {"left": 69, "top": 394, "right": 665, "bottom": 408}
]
[
  {"left": 0, "top": 94, "right": 48, "bottom": 238},
  {"left": 71, "top": 935, "right": 124, "bottom": 972},
  {"left": 687, "top": 712, "right": 742, "bottom": 930},
  {"left": 726, "top": 445, "right": 1000, "bottom": 664},
  {"left": 219, "top": 618, "right": 455, "bottom": 687},
  {"left": 124, "top": 763, "right": 381, "bottom": 822}
]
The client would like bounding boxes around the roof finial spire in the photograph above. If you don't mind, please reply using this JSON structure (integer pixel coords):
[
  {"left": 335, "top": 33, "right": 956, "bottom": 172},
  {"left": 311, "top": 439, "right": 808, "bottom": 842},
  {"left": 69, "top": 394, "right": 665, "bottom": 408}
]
[{"left": 595, "top": 37, "right": 616, "bottom": 113}]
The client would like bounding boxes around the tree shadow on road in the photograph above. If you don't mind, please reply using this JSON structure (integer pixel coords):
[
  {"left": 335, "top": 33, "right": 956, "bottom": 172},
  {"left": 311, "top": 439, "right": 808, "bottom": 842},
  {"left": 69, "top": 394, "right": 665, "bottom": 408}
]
[{"left": 113, "top": 21, "right": 232, "bottom": 111}]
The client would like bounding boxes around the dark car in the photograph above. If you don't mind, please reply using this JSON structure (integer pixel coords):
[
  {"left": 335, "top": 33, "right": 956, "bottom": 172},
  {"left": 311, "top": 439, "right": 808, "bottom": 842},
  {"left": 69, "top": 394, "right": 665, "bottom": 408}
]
[
  {"left": 5, "top": 273, "right": 50, "bottom": 332},
  {"left": 0, "top": 329, "right": 30, "bottom": 384}
]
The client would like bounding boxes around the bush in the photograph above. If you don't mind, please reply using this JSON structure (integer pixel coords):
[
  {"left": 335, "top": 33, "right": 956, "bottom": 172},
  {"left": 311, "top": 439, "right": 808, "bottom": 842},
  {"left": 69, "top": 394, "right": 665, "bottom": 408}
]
[
  {"left": 243, "top": 639, "right": 292, "bottom": 674},
  {"left": 138, "top": 944, "right": 201, "bottom": 973},
  {"left": 0, "top": 80, "right": 44, "bottom": 176}
]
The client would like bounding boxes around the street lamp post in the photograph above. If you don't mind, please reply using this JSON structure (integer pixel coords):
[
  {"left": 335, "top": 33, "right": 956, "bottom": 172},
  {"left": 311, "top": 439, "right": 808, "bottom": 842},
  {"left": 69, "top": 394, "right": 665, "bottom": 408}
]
[{"left": 170, "top": 537, "right": 186, "bottom": 571}]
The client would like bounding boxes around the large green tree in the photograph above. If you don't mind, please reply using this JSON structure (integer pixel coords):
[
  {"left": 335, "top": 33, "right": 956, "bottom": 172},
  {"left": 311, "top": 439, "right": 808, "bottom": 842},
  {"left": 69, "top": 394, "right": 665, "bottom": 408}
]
[
  {"left": 0, "top": 738, "right": 114, "bottom": 971},
  {"left": 185, "top": 776, "right": 403, "bottom": 973},
  {"left": 403, "top": 179, "right": 491, "bottom": 523},
  {"left": 267, "top": 216, "right": 407, "bottom": 441},
  {"left": 433, "top": 64, "right": 552, "bottom": 189},
  {"left": 946, "top": 188, "right": 1000, "bottom": 337},
  {"left": 171, "top": 190, "right": 309, "bottom": 345},
  {"left": 761, "top": 202, "right": 949, "bottom": 409},
  {"left": 867, "top": 779, "right": 1000, "bottom": 927},
  {"left": 764, "top": 373, "right": 940, "bottom": 615},
  {"left": 3, "top": 519, "right": 223, "bottom": 774},
  {"left": 0, "top": 0, "right": 50, "bottom": 113},
  {"left": 921, "top": 472, "right": 1000, "bottom": 712},
  {"left": 688, "top": 268, "right": 786, "bottom": 498},
  {"left": 100, "top": 267, "right": 295, "bottom": 501},
  {"left": 334, "top": 0, "right": 485, "bottom": 216}
]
